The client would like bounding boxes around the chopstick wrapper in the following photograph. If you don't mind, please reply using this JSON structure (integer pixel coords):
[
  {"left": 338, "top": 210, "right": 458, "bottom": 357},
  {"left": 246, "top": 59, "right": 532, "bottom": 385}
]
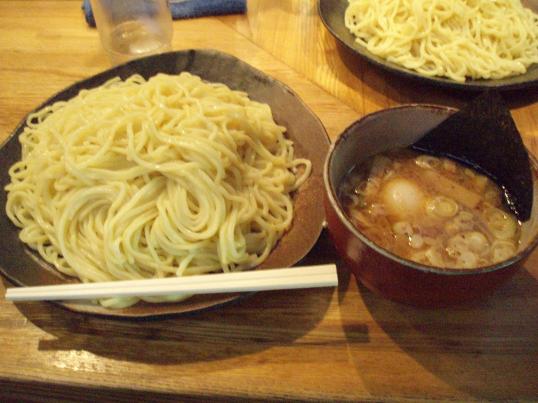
[{"left": 82, "top": 0, "right": 247, "bottom": 27}]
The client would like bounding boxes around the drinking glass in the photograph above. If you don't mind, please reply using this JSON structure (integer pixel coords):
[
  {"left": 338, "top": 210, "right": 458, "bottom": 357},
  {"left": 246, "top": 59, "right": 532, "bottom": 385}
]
[{"left": 90, "top": 0, "right": 173, "bottom": 65}]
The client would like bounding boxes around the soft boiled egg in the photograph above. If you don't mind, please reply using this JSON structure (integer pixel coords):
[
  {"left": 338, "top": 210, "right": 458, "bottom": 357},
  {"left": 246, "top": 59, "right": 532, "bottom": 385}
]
[{"left": 381, "top": 178, "right": 425, "bottom": 219}]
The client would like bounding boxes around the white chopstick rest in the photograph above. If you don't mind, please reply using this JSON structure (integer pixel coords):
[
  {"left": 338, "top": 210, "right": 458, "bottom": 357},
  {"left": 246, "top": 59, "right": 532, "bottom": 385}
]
[{"left": 4, "top": 264, "right": 338, "bottom": 302}]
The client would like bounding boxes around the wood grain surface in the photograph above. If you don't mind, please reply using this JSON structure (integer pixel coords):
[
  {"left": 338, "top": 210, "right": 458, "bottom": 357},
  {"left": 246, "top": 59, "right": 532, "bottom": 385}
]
[{"left": 1, "top": 1, "right": 537, "bottom": 401}]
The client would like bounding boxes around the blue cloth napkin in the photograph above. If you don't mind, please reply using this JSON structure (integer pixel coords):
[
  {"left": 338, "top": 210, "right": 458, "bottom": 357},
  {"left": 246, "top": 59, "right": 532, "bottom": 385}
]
[{"left": 83, "top": 0, "right": 247, "bottom": 27}]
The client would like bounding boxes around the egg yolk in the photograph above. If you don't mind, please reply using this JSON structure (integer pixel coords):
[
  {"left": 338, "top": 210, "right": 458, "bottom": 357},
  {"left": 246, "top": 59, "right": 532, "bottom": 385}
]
[{"left": 382, "top": 178, "right": 424, "bottom": 218}]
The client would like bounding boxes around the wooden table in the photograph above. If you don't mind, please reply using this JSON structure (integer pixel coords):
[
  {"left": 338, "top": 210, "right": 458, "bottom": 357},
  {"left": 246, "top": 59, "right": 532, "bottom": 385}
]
[{"left": 1, "top": 1, "right": 537, "bottom": 401}]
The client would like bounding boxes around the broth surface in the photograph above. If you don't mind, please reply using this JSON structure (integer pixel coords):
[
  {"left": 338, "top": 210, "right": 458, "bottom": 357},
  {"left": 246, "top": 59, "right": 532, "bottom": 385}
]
[{"left": 339, "top": 149, "right": 521, "bottom": 269}]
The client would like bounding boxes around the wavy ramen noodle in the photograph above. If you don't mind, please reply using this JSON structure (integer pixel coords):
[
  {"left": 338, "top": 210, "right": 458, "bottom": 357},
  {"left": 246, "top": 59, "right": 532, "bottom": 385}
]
[
  {"left": 5, "top": 73, "right": 312, "bottom": 308},
  {"left": 344, "top": 0, "right": 538, "bottom": 82}
]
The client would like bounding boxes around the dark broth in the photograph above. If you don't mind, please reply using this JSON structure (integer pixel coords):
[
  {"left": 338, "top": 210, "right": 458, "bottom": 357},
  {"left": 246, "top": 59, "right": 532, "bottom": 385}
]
[{"left": 339, "top": 149, "right": 521, "bottom": 269}]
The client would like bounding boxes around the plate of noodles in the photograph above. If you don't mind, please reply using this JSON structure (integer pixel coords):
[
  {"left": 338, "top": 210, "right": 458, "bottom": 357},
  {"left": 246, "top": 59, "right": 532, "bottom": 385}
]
[
  {"left": 319, "top": 0, "right": 538, "bottom": 90},
  {"left": 0, "top": 49, "right": 330, "bottom": 317}
]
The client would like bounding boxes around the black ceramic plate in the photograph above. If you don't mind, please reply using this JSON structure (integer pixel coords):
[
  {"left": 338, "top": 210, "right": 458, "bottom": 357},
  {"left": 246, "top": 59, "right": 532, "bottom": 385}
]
[
  {"left": 0, "top": 49, "right": 330, "bottom": 317},
  {"left": 318, "top": 0, "right": 538, "bottom": 91}
]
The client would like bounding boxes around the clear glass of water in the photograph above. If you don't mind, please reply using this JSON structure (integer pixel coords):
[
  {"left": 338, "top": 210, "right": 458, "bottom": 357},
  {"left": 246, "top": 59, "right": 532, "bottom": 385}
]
[{"left": 90, "top": 0, "right": 173, "bottom": 65}]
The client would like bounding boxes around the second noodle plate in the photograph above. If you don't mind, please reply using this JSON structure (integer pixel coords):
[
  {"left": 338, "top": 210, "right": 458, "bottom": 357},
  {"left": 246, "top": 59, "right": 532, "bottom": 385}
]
[{"left": 318, "top": 0, "right": 538, "bottom": 91}]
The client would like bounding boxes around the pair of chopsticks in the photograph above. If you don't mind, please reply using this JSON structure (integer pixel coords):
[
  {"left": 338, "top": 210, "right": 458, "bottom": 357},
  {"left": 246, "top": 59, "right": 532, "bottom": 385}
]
[{"left": 4, "top": 264, "right": 337, "bottom": 302}]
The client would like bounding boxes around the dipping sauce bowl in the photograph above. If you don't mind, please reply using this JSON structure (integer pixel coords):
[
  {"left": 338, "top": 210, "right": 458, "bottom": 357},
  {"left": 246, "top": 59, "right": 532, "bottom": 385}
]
[{"left": 323, "top": 105, "right": 538, "bottom": 307}]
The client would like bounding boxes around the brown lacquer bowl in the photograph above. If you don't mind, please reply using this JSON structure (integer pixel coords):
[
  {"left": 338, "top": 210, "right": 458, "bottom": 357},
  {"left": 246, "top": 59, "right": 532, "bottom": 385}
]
[{"left": 323, "top": 105, "right": 538, "bottom": 307}]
